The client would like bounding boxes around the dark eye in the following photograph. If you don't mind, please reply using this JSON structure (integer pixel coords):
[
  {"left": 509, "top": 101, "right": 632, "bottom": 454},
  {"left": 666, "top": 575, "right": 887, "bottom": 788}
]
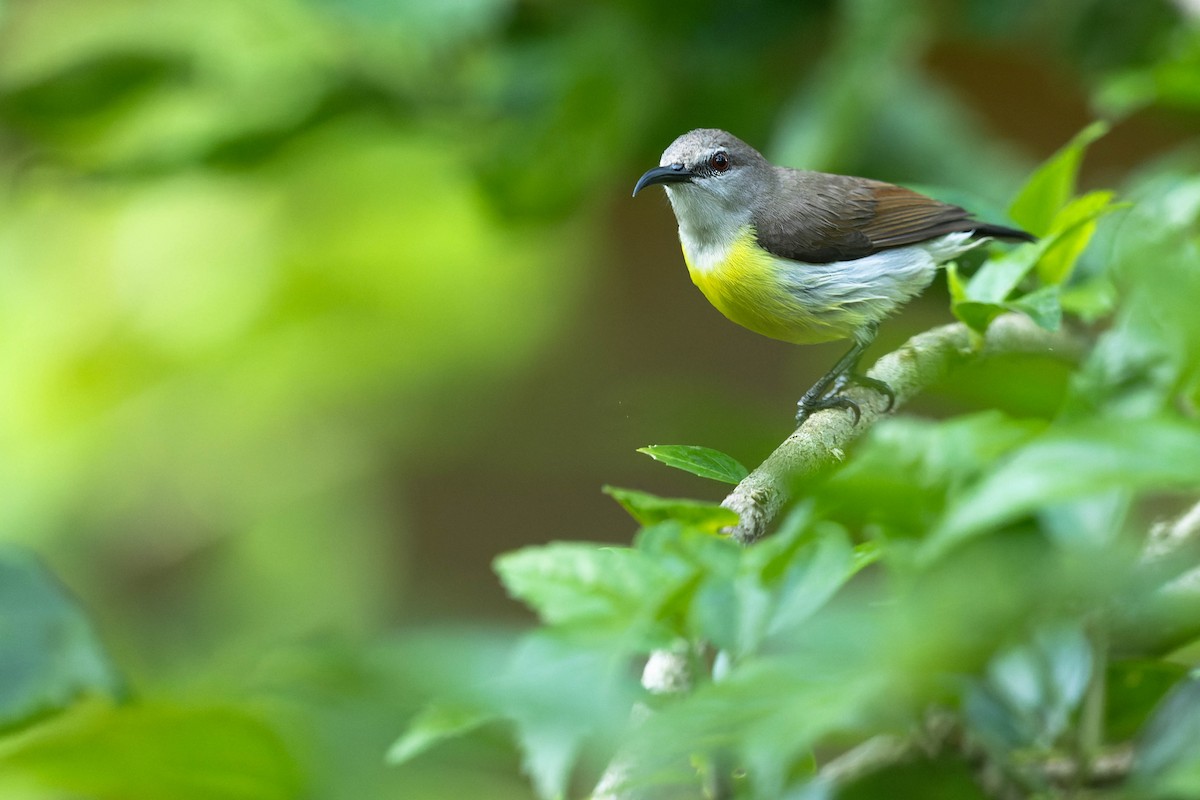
[{"left": 709, "top": 151, "right": 730, "bottom": 172}]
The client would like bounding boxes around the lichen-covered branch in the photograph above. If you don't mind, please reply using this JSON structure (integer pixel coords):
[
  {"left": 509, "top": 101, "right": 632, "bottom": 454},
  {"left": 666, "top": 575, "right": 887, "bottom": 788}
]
[
  {"left": 1115, "top": 498, "right": 1200, "bottom": 654},
  {"left": 722, "top": 314, "right": 1081, "bottom": 544},
  {"left": 816, "top": 717, "right": 1135, "bottom": 799},
  {"left": 592, "top": 642, "right": 700, "bottom": 800},
  {"left": 593, "top": 315, "right": 1079, "bottom": 800}
]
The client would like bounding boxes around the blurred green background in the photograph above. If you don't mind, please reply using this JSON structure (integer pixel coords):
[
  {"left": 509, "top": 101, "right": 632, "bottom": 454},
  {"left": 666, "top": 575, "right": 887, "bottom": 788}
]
[{"left": 0, "top": 0, "right": 1197, "bottom": 797}]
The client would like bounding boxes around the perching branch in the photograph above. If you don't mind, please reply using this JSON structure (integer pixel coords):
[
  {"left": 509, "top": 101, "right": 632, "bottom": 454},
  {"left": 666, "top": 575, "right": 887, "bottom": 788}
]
[
  {"left": 1114, "top": 498, "right": 1200, "bottom": 654},
  {"left": 598, "top": 315, "right": 1200, "bottom": 799},
  {"left": 592, "top": 643, "right": 706, "bottom": 800},
  {"left": 594, "top": 314, "right": 1081, "bottom": 800},
  {"left": 722, "top": 314, "right": 1082, "bottom": 544},
  {"left": 817, "top": 726, "right": 1135, "bottom": 799}
]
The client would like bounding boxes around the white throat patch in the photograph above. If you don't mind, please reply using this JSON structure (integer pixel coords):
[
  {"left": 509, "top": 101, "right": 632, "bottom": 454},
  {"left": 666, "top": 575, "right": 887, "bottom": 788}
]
[{"left": 665, "top": 186, "right": 751, "bottom": 274}]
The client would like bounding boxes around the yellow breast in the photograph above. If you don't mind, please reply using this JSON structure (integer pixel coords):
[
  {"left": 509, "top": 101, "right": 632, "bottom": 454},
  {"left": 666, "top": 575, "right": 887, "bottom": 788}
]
[{"left": 682, "top": 225, "right": 847, "bottom": 345}]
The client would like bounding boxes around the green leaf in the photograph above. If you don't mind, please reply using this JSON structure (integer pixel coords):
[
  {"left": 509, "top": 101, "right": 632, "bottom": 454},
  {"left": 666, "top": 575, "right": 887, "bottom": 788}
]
[
  {"left": 966, "top": 246, "right": 1041, "bottom": 304},
  {"left": 1009, "top": 121, "right": 1109, "bottom": 236},
  {"left": 495, "top": 542, "right": 677, "bottom": 633},
  {"left": 945, "top": 261, "right": 968, "bottom": 304},
  {"left": 634, "top": 520, "right": 741, "bottom": 577},
  {"left": 500, "top": 634, "right": 640, "bottom": 800},
  {"left": 965, "top": 625, "right": 1092, "bottom": 752},
  {"left": 740, "top": 503, "right": 818, "bottom": 580},
  {"left": 387, "top": 703, "right": 496, "bottom": 765},
  {"left": 0, "top": 702, "right": 302, "bottom": 800},
  {"left": 1131, "top": 671, "right": 1200, "bottom": 796},
  {"left": 695, "top": 512, "right": 863, "bottom": 660},
  {"left": 633, "top": 655, "right": 890, "bottom": 799},
  {"left": 602, "top": 485, "right": 738, "bottom": 532},
  {"left": 515, "top": 722, "right": 580, "bottom": 800},
  {"left": 1038, "top": 490, "right": 1131, "bottom": 550},
  {"left": 820, "top": 412, "right": 1044, "bottom": 537},
  {"left": 1059, "top": 276, "right": 1118, "bottom": 322},
  {"left": 637, "top": 445, "right": 749, "bottom": 485},
  {"left": 850, "top": 540, "right": 884, "bottom": 574},
  {"left": 0, "top": 548, "right": 122, "bottom": 729},
  {"left": 1006, "top": 285, "right": 1061, "bottom": 331},
  {"left": 764, "top": 527, "right": 855, "bottom": 640},
  {"left": 1107, "top": 660, "right": 1189, "bottom": 742},
  {"left": 386, "top": 631, "right": 640, "bottom": 800},
  {"left": 954, "top": 245, "right": 1044, "bottom": 333},
  {"left": 952, "top": 186, "right": 1117, "bottom": 334},
  {"left": 694, "top": 506, "right": 814, "bottom": 657},
  {"left": 635, "top": 522, "right": 744, "bottom": 651},
  {"left": 924, "top": 418, "right": 1200, "bottom": 562},
  {"left": 1034, "top": 190, "right": 1119, "bottom": 285},
  {"left": 952, "top": 300, "right": 1007, "bottom": 334}
]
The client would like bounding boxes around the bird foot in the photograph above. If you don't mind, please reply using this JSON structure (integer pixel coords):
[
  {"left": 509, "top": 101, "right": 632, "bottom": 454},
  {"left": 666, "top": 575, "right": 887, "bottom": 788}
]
[
  {"left": 840, "top": 373, "right": 895, "bottom": 412},
  {"left": 796, "top": 393, "right": 862, "bottom": 426},
  {"left": 795, "top": 372, "right": 895, "bottom": 427}
]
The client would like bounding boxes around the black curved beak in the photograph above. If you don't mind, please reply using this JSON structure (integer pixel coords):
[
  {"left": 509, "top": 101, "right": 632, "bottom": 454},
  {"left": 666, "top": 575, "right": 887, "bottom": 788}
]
[{"left": 632, "top": 164, "right": 694, "bottom": 197}]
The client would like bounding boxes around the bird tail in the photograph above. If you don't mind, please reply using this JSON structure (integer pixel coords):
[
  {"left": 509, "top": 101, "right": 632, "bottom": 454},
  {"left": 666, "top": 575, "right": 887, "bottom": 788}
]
[{"left": 971, "top": 222, "right": 1037, "bottom": 243}]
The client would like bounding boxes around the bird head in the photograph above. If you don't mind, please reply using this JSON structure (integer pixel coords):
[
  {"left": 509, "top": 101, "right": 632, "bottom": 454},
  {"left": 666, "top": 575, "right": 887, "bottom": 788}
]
[{"left": 633, "top": 129, "right": 770, "bottom": 237}]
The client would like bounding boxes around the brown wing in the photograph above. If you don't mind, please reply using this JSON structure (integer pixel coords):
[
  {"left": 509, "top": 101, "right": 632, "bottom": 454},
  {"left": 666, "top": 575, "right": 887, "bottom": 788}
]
[
  {"left": 754, "top": 170, "right": 1029, "bottom": 264},
  {"left": 858, "top": 182, "right": 978, "bottom": 247}
]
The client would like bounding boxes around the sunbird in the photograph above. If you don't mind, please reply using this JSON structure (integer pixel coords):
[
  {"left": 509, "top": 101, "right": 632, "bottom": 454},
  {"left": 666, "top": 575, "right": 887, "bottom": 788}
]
[{"left": 633, "top": 128, "right": 1034, "bottom": 423}]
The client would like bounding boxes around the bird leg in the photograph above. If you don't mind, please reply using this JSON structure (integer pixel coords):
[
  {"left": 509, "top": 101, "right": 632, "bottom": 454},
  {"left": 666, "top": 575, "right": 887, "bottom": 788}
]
[
  {"left": 828, "top": 371, "right": 896, "bottom": 411},
  {"left": 795, "top": 327, "right": 894, "bottom": 426}
]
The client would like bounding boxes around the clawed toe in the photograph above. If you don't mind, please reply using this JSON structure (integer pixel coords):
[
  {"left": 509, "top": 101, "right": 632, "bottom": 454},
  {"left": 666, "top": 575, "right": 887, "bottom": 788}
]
[
  {"left": 793, "top": 328, "right": 895, "bottom": 427},
  {"left": 795, "top": 373, "right": 893, "bottom": 427},
  {"left": 797, "top": 394, "right": 862, "bottom": 426},
  {"left": 852, "top": 374, "right": 895, "bottom": 412}
]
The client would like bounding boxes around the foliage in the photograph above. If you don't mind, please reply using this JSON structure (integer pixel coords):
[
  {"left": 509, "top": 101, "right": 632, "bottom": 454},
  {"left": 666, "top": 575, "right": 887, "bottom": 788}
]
[
  {"left": 1, "top": 0, "right": 1199, "bottom": 799},
  {"left": 419, "top": 97, "right": 1200, "bottom": 800},
  {"left": 388, "top": 119, "right": 1200, "bottom": 797},
  {"left": 0, "top": 702, "right": 302, "bottom": 800},
  {"left": 948, "top": 122, "right": 1119, "bottom": 334},
  {"left": 0, "top": 549, "right": 122, "bottom": 729},
  {"left": 636, "top": 445, "right": 750, "bottom": 486}
]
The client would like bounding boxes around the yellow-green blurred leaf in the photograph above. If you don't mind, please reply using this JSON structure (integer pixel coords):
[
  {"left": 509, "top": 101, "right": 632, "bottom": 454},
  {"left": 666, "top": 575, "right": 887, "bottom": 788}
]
[
  {"left": 1035, "top": 190, "right": 1120, "bottom": 285},
  {"left": 945, "top": 261, "right": 968, "bottom": 304},
  {"left": 1060, "top": 276, "right": 1118, "bottom": 322},
  {"left": 602, "top": 486, "right": 738, "bottom": 533},
  {"left": 0, "top": 703, "right": 302, "bottom": 800},
  {"left": 1009, "top": 121, "right": 1109, "bottom": 237},
  {"left": 1006, "top": 285, "right": 1061, "bottom": 331},
  {"left": 964, "top": 245, "right": 1039, "bottom": 304},
  {"left": 925, "top": 418, "right": 1200, "bottom": 562},
  {"left": 1107, "top": 660, "right": 1189, "bottom": 742},
  {"left": 387, "top": 704, "right": 495, "bottom": 766},
  {"left": 951, "top": 299, "right": 1007, "bottom": 334},
  {"left": 1131, "top": 673, "right": 1200, "bottom": 796}
]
